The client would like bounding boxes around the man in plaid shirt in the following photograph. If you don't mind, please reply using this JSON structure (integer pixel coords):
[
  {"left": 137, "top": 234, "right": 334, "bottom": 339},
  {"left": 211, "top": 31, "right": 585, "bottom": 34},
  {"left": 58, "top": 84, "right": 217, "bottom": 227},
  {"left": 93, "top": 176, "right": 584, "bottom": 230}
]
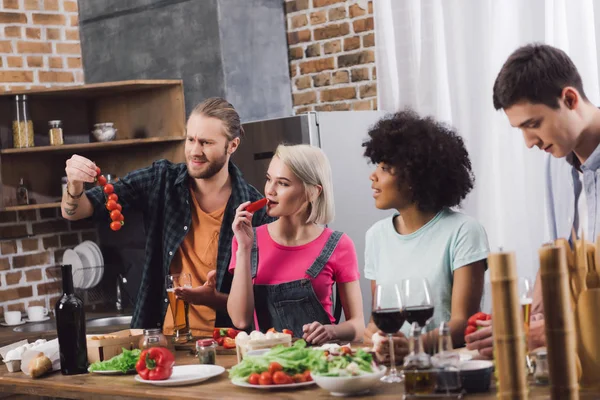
[{"left": 60, "top": 98, "right": 272, "bottom": 335}]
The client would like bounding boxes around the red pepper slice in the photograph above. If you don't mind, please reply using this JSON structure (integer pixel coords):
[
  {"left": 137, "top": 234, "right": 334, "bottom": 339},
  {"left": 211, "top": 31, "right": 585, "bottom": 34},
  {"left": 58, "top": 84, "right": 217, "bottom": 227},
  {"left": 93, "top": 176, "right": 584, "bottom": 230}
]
[
  {"left": 245, "top": 198, "right": 268, "bottom": 213},
  {"left": 135, "top": 347, "right": 175, "bottom": 380},
  {"left": 223, "top": 337, "right": 236, "bottom": 349}
]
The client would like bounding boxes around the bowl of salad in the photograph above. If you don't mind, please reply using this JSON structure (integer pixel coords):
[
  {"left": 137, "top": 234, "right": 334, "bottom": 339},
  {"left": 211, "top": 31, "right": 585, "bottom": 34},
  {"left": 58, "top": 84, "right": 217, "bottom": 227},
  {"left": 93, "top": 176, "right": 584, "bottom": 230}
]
[{"left": 310, "top": 345, "right": 386, "bottom": 396}]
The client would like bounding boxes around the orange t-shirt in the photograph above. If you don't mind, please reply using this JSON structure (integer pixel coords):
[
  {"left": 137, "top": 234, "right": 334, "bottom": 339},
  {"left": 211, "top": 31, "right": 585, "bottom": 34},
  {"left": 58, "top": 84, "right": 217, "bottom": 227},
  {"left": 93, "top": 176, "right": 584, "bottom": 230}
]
[{"left": 163, "top": 188, "right": 225, "bottom": 337}]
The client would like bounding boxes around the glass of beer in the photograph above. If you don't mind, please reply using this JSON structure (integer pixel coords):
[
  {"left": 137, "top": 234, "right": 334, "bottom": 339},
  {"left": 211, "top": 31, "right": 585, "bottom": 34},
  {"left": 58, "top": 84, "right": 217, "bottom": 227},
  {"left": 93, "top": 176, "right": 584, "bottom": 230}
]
[
  {"left": 166, "top": 273, "right": 192, "bottom": 344},
  {"left": 518, "top": 277, "right": 533, "bottom": 335},
  {"left": 519, "top": 277, "right": 533, "bottom": 373}
]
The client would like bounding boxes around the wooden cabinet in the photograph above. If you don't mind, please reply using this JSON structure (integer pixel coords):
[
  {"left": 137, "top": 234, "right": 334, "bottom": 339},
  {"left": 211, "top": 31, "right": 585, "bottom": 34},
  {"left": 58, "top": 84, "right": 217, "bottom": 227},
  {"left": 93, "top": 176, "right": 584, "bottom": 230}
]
[{"left": 0, "top": 80, "right": 186, "bottom": 211}]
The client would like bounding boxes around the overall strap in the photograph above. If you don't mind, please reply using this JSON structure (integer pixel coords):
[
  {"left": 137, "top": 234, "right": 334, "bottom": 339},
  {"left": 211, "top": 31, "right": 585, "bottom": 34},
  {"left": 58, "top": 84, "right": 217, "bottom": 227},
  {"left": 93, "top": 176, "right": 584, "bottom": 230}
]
[
  {"left": 305, "top": 231, "right": 343, "bottom": 279},
  {"left": 250, "top": 227, "right": 259, "bottom": 279}
]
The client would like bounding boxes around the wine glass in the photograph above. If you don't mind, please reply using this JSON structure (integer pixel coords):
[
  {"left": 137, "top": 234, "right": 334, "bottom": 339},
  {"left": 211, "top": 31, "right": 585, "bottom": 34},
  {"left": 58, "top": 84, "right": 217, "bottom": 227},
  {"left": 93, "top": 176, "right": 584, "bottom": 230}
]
[
  {"left": 372, "top": 283, "right": 405, "bottom": 383},
  {"left": 165, "top": 273, "right": 192, "bottom": 343},
  {"left": 402, "top": 278, "right": 434, "bottom": 353}
]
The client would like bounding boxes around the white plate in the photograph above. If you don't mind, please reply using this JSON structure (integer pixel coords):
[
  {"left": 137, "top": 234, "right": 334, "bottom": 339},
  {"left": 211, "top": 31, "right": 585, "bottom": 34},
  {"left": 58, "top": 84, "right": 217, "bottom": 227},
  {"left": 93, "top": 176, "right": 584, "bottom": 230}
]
[
  {"left": 83, "top": 240, "right": 104, "bottom": 266},
  {"left": 135, "top": 365, "right": 225, "bottom": 387},
  {"left": 74, "top": 243, "right": 97, "bottom": 289},
  {"left": 23, "top": 317, "right": 51, "bottom": 323},
  {"left": 88, "top": 367, "right": 136, "bottom": 375},
  {"left": 84, "top": 241, "right": 104, "bottom": 287},
  {"left": 62, "top": 249, "right": 84, "bottom": 289},
  {"left": 0, "top": 321, "right": 25, "bottom": 327},
  {"left": 231, "top": 379, "right": 315, "bottom": 390}
]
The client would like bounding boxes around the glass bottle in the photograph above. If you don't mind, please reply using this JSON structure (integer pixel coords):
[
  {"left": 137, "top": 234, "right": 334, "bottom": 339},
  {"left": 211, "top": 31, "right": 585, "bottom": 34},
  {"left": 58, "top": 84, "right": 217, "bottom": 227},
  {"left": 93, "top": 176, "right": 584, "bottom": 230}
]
[
  {"left": 16, "top": 178, "right": 29, "bottom": 205},
  {"left": 196, "top": 339, "right": 217, "bottom": 365},
  {"left": 403, "top": 322, "right": 436, "bottom": 395},
  {"left": 431, "top": 321, "right": 461, "bottom": 392},
  {"left": 139, "top": 328, "right": 168, "bottom": 349},
  {"left": 48, "top": 120, "right": 63, "bottom": 146},
  {"left": 12, "top": 95, "right": 34, "bottom": 148},
  {"left": 533, "top": 350, "right": 549, "bottom": 385},
  {"left": 55, "top": 264, "right": 88, "bottom": 375}
]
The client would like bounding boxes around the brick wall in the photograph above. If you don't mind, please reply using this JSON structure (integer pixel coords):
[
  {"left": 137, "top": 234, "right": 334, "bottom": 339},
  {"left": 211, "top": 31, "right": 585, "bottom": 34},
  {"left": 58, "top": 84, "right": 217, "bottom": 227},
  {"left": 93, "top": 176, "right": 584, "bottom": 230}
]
[
  {"left": 285, "top": 0, "right": 377, "bottom": 113},
  {"left": 0, "top": 0, "right": 88, "bottom": 318},
  {"left": 0, "top": 209, "right": 98, "bottom": 317},
  {"left": 0, "top": 0, "right": 83, "bottom": 91}
]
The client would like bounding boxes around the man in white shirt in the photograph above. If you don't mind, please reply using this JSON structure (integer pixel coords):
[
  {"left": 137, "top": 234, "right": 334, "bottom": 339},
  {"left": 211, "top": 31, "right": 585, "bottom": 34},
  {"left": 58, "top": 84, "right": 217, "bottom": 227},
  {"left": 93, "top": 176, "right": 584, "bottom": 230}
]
[{"left": 467, "top": 43, "right": 600, "bottom": 356}]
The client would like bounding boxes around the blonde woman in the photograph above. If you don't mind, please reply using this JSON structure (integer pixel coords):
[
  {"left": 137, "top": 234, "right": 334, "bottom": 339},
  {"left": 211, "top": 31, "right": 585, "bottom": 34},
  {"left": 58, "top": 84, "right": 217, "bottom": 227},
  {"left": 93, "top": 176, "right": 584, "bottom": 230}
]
[{"left": 227, "top": 144, "right": 365, "bottom": 345}]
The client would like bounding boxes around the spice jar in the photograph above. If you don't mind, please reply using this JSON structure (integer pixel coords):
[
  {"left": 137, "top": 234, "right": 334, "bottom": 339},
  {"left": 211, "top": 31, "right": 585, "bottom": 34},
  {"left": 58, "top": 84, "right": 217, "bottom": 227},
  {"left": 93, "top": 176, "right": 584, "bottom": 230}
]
[
  {"left": 196, "top": 339, "right": 217, "bottom": 365},
  {"left": 12, "top": 95, "right": 34, "bottom": 148},
  {"left": 48, "top": 120, "right": 63, "bottom": 146},
  {"left": 16, "top": 178, "right": 29, "bottom": 206},
  {"left": 533, "top": 350, "right": 549, "bottom": 384},
  {"left": 139, "top": 328, "right": 168, "bottom": 349}
]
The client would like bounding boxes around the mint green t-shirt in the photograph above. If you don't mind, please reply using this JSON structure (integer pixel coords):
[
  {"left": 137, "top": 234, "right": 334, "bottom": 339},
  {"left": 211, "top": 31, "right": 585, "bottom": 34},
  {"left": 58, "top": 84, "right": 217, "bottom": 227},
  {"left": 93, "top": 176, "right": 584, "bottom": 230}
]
[{"left": 364, "top": 208, "right": 490, "bottom": 335}]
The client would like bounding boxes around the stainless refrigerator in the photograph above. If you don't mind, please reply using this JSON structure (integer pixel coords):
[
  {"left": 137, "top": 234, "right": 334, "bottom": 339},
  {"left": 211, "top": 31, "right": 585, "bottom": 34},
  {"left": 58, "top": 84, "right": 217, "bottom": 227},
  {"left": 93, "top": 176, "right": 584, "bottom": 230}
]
[{"left": 233, "top": 111, "right": 392, "bottom": 324}]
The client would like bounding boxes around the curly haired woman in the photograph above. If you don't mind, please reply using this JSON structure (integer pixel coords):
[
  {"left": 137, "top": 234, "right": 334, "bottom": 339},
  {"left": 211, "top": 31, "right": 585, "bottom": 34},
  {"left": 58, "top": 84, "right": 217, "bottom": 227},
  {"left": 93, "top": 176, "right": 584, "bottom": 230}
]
[{"left": 363, "top": 110, "right": 490, "bottom": 362}]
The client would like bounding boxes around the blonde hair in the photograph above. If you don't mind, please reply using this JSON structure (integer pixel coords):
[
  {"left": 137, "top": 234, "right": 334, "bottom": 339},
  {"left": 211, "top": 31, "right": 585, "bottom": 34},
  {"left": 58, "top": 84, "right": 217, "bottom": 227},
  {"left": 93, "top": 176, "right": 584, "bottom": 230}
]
[
  {"left": 191, "top": 97, "right": 245, "bottom": 140},
  {"left": 274, "top": 144, "right": 335, "bottom": 225}
]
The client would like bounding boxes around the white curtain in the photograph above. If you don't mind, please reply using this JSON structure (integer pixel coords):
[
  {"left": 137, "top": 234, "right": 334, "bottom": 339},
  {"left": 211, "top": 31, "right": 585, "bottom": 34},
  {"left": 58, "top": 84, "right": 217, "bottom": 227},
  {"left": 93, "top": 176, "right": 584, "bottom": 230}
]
[{"left": 374, "top": 0, "right": 600, "bottom": 289}]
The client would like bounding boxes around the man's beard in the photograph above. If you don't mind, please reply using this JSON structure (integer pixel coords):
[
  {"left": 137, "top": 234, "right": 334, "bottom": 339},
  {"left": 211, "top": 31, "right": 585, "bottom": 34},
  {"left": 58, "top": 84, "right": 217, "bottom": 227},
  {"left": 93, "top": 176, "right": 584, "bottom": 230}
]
[{"left": 187, "top": 146, "right": 229, "bottom": 179}]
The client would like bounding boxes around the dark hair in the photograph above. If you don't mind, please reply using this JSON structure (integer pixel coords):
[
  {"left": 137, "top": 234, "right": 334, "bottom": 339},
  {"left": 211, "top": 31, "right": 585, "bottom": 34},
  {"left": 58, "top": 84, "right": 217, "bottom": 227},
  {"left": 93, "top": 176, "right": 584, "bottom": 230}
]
[
  {"left": 493, "top": 43, "right": 588, "bottom": 110},
  {"left": 363, "top": 109, "right": 474, "bottom": 213}
]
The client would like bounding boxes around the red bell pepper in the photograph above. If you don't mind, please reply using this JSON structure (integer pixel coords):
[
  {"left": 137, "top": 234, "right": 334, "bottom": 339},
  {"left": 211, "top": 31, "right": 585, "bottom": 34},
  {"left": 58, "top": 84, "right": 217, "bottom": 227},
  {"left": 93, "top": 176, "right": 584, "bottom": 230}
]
[
  {"left": 467, "top": 312, "right": 490, "bottom": 327},
  {"left": 245, "top": 198, "right": 268, "bottom": 213},
  {"left": 136, "top": 347, "right": 175, "bottom": 381},
  {"left": 282, "top": 329, "right": 293, "bottom": 336},
  {"left": 464, "top": 312, "right": 491, "bottom": 338},
  {"left": 227, "top": 328, "right": 241, "bottom": 338},
  {"left": 464, "top": 325, "right": 477, "bottom": 336}
]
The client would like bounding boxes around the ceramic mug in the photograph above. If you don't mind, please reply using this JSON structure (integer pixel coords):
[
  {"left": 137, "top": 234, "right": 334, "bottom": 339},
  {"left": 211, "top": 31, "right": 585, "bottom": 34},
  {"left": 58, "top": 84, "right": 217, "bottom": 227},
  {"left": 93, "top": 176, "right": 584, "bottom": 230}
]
[
  {"left": 26, "top": 306, "right": 48, "bottom": 321},
  {"left": 4, "top": 311, "right": 21, "bottom": 325}
]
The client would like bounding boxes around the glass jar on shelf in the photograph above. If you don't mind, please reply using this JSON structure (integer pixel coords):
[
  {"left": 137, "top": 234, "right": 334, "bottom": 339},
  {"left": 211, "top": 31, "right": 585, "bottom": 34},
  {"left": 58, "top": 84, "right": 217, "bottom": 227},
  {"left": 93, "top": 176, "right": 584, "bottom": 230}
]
[
  {"left": 12, "top": 95, "right": 34, "bottom": 148},
  {"left": 48, "top": 120, "right": 63, "bottom": 146},
  {"left": 139, "top": 328, "right": 168, "bottom": 350}
]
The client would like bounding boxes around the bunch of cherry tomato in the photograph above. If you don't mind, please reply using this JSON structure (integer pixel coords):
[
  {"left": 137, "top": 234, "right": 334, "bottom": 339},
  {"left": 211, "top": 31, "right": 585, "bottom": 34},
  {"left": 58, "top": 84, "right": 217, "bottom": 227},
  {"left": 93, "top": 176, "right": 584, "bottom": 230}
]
[{"left": 95, "top": 166, "right": 125, "bottom": 231}]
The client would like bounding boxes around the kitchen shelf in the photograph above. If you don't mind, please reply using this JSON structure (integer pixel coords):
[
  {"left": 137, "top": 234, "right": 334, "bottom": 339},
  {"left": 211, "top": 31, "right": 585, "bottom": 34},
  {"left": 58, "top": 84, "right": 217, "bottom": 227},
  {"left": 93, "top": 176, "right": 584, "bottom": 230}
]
[
  {"left": 1, "top": 136, "right": 185, "bottom": 155},
  {"left": 0, "top": 80, "right": 186, "bottom": 211},
  {"left": 4, "top": 202, "right": 61, "bottom": 211}
]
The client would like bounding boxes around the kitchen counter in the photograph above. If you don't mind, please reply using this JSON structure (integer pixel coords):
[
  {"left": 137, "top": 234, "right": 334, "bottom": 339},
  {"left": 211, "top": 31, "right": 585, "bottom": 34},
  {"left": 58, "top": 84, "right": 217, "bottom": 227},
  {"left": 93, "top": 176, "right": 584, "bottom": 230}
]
[
  {"left": 0, "top": 310, "right": 133, "bottom": 347},
  {"left": 0, "top": 349, "right": 597, "bottom": 399}
]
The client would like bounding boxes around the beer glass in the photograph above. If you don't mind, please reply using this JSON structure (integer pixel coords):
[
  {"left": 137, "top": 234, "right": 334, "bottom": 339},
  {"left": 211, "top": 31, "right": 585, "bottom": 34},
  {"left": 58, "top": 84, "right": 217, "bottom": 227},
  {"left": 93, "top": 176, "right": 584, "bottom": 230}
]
[{"left": 166, "top": 273, "right": 192, "bottom": 343}]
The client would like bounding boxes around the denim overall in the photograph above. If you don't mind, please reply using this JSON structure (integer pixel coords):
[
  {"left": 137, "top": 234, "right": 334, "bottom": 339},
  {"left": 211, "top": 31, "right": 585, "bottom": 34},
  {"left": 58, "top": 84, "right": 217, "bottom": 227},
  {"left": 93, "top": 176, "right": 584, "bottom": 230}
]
[{"left": 251, "top": 229, "right": 343, "bottom": 336}]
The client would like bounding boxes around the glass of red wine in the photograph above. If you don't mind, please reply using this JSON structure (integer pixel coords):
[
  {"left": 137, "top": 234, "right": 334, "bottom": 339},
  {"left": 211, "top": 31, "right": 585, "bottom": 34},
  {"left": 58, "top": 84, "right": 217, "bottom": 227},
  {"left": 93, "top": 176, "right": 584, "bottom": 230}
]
[
  {"left": 372, "top": 283, "right": 405, "bottom": 383},
  {"left": 402, "top": 277, "right": 434, "bottom": 352}
]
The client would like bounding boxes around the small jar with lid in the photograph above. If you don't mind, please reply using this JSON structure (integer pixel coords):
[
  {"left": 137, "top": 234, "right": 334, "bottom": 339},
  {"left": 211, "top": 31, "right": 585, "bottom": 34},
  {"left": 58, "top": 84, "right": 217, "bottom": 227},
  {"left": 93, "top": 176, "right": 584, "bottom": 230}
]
[
  {"left": 48, "top": 120, "right": 63, "bottom": 146},
  {"left": 196, "top": 339, "right": 217, "bottom": 365},
  {"left": 139, "top": 328, "right": 168, "bottom": 349},
  {"left": 533, "top": 350, "right": 549, "bottom": 384}
]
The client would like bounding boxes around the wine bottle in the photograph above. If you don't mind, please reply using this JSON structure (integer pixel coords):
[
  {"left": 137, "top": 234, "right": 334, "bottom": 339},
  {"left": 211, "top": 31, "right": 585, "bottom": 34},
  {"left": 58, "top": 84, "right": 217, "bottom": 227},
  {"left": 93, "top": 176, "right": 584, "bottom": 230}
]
[{"left": 55, "top": 264, "right": 88, "bottom": 375}]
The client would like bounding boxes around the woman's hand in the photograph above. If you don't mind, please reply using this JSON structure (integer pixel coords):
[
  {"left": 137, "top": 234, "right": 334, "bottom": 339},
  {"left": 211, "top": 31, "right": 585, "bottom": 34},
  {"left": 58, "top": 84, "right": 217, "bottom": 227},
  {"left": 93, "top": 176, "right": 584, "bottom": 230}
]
[
  {"left": 232, "top": 201, "right": 254, "bottom": 250},
  {"left": 302, "top": 322, "right": 337, "bottom": 345},
  {"left": 465, "top": 319, "right": 493, "bottom": 359},
  {"left": 372, "top": 331, "right": 409, "bottom": 364}
]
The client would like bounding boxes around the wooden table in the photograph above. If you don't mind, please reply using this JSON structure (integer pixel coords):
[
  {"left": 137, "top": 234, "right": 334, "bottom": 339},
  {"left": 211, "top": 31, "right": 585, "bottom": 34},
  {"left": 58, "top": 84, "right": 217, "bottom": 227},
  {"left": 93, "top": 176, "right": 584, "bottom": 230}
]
[{"left": 1, "top": 348, "right": 598, "bottom": 399}]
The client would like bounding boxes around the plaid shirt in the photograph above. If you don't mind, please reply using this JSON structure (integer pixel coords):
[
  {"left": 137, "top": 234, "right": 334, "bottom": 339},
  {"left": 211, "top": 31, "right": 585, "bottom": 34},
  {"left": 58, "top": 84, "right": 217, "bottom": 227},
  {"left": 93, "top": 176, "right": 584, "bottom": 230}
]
[{"left": 86, "top": 160, "right": 272, "bottom": 329}]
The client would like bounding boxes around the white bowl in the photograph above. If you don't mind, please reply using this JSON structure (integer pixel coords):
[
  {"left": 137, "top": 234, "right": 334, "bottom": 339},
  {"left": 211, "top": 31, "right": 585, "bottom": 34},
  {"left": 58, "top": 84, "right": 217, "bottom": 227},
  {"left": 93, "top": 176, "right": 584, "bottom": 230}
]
[{"left": 311, "top": 365, "right": 387, "bottom": 396}]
